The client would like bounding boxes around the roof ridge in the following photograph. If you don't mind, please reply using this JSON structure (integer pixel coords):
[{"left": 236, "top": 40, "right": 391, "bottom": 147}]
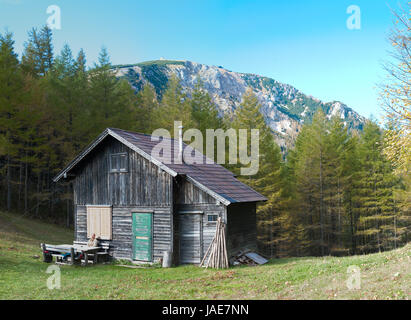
[
  {"left": 109, "top": 127, "right": 177, "bottom": 141},
  {"left": 109, "top": 127, "right": 235, "bottom": 175}
]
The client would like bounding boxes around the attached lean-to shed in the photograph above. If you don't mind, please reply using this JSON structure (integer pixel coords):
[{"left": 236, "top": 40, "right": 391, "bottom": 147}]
[{"left": 53, "top": 128, "right": 266, "bottom": 265}]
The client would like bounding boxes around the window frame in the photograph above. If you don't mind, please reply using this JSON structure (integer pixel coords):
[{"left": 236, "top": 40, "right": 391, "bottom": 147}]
[
  {"left": 109, "top": 152, "right": 128, "bottom": 173},
  {"left": 207, "top": 214, "right": 219, "bottom": 223}
]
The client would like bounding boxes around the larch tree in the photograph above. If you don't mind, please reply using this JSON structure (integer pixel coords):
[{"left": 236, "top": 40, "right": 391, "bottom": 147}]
[
  {"left": 0, "top": 31, "right": 24, "bottom": 211},
  {"left": 231, "top": 89, "right": 286, "bottom": 257},
  {"left": 190, "top": 78, "right": 224, "bottom": 158},
  {"left": 380, "top": 3, "right": 410, "bottom": 176},
  {"left": 22, "top": 25, "right": 54, "bottom": 77},
  {"left": 380, "top": 3, "right": 411, "bottom": 249},
  {"left": 88, "top": 47, "right": 137, "bottom": 138},
  {"left": 353, "top": 121, "right": 399, "bottom": 253},
  {"left": 155, "top": 75, "right": 193, "bottom": 134},
  {"left": 135, "top": 84, "right": 159, "bottom": 134}
]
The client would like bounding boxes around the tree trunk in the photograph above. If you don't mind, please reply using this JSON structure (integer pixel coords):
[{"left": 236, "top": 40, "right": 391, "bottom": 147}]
[
  {"left": 319, "top": 150, "right": 325, "bottom": 256},
  {"left": 349, "top": 196, "right": 356, "bottom": 254},
  {"left": 338, "top": 176, "right": 342, "bottom": 248},
  {"left": 66, "top": 184, "right": 71, "bottom": 228},
  {"left": 18, "top": 163, "right": 22, "bottom": 212},
  {"left": 6, "top": 156, "right": 12, "bottom": 212},
  {"left": 36, "top": 171, "right": 41, "bottom": 217},
  {"left": 24, "top": 161, "right": 28, "bottom": 214}
]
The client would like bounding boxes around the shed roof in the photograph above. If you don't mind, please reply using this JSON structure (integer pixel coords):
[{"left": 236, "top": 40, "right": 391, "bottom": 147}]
[{"left": 53, "top": 128, "right": 267, "bottom": 205}]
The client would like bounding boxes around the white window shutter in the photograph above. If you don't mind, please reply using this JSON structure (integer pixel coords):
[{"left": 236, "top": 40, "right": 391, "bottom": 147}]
[
  {"left": 100, "top": 207, "right": 112, "bottom": 240},
  {"left": 87, "top": 209, "right": 91, "bottom": 238},
  {"left": 92, "top": 208, "right": 101, "bottom": 238},
  {"left": 87, "top": 206, "right": 112, "bottom": 240},
  {"left": 87, "top": 207, "right": 99, "bottom": 238}
]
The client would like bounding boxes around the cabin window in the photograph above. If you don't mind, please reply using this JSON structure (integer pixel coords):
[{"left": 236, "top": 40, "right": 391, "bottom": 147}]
[
  {"left": 87, "top": 206, "right": 112, "bottom": 240},
  {"left": 207, "top": 214, "right": 218, "bottom": 223},
  {"left": 110, "top": 153, "right": 128, "bottom": 172}
]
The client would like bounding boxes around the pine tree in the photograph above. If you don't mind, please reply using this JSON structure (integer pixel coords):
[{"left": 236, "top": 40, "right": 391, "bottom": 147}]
[
  {"left": 289, "top": 110, "right": 330, "bottom": 255},
  {"left": 155, "top": 75, "right": 193, "bottom": 134},
  {"left": 341, "top": 133, "right": 361, "bottom": 254},
  {"left": 0, "top": 29, "right": 45, "bottom": 215},
  {"left": 232, "top": 89, "right": 287, "bottom": 257},
  {"left": 189, "top": 78, "right": 224, "bottom": 157},
  {"left": 190, "top": 79, "right": 223, "bottom": 132},
  {"left": 47, "top": 44, "right": 77, "bottom": 158},
  {"left": 0, "top": 31, "right": 24, "bottom": 211},
  {"left": 353, "top": 121, "right": 399, "bottom": 253},
  {"left": 74, "top": 48, "right": 87, "bottom": 74},
  {"left": 392, "top": 174, "right": 411, "bottom": 247},
  {"left": 323, "top": 117, "right": 351, "bottom": 255},
  {"left": 22, "top": 25, "right": 53, "bottom": 77},
  {"left": 88, "top": 47, "right": 137, "bottom": 138},
  {"left": 135, "top": 84, "right": 159, "bottom": 134},
  {"left": 380, "top": 4, "right": 410, "bottom": 176}
]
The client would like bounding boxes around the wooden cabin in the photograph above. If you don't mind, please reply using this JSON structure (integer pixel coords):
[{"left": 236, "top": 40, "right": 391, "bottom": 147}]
[{"left": 53, "top": 128, "right": 266, "bottom": 265}]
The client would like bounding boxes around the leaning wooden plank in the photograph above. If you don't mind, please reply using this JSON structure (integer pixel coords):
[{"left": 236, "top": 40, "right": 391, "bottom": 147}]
[
  {"left": 222, "top": 226, "right": 229, "bottom": 268},
  {"left": 244, "top": 252, "right": 268, "bottom": 265},
  {"left": 200, "top": 236, "right": 215, "bottom": 267}
]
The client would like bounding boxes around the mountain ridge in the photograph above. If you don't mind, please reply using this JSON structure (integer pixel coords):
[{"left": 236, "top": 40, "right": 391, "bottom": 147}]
[{"left": 113, "top": 59, "right": 366, "bottom": 148}]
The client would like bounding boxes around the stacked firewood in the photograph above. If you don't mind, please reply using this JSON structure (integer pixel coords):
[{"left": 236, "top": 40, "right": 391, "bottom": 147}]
[{"left": 200, "top": 217, "right": 229, "bottom": 269}]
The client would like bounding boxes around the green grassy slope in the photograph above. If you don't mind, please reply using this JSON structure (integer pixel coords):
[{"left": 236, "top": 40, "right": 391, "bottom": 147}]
[{"left": 0, "top": 211, "right": 409, "bottom": 300}]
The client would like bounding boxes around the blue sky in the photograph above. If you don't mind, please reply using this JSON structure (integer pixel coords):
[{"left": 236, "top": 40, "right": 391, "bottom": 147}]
[{"left": 0, "top": 0, "right": 405, "bottom": 118}]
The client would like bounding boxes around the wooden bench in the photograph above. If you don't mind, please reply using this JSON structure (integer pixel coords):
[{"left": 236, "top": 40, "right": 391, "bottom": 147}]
[{"left": 73, "top": 241, "right": 110, "bottom": 264}]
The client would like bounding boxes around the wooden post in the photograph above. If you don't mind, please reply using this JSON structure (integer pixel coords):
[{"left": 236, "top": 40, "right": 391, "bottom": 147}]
[
  {"left": 70, "top": 247, "right": 75, "bottom": 265},
  {"left": 41, "top": 243, "right": 47, "bottom": 262},
  {"left": 84, "top": 251, "right": 88, "bottom": 266}
]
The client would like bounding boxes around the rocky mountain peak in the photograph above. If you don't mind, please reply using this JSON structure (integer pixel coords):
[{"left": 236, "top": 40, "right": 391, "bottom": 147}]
[{"left": 114, "top": 60, "right": 366, "bottom": 148}]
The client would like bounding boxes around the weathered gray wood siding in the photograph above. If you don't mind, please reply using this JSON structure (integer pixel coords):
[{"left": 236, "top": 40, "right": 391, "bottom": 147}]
[
  {"left": 72, "top": 137, "right": 173, "bottom": 262},
  {"left": 73, "top": 137, "right": 172, "bottom": 206},
  {"left": 226, "top": 202, "right": 257, "bottom": 257},
  {"left": 178, "top": 213, "right": 202, "bottom": 264},
  {"left": 75, "top": 205, "right": 172, "bottom": 261},
  {"left": 174, "top": 179, "right": 226, "bottom": 264}
]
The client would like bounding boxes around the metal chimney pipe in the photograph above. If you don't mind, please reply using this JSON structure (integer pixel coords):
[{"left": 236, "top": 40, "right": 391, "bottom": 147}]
[{"left": 178, "top": 125, "right": 183, "bottom": 163}]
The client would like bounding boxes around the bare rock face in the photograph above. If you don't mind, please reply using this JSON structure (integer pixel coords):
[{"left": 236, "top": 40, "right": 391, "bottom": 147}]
[{"left": 114, "top": 60, "right": 365, "bottom": 148}]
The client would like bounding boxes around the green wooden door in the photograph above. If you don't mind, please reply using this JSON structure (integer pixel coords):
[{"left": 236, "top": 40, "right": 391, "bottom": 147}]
[{"left": 132, "top": 213, "right": 153, "bottom": 261}]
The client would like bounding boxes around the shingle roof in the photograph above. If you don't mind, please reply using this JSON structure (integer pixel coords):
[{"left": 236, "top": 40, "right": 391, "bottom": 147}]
[{"left": 53, "top": 128, "right": 267, "bottom": 205}]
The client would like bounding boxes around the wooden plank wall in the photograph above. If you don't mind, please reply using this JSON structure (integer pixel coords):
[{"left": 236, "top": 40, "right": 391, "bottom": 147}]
[
  {"left": 73, "top": 137, "right": 173, "bottom": 262},
  {"left": 75, "top": 205, "right": 172, "bottom": 261},
  {"left": 178, "top": 213, "right": 202, "bottom": 264},
  {"left": 176, "top": 179, "right": 216, "bottom": 204},
  {"left": 73, "top": 137, "right": 172, "bottom": 207},
  {"left": 226, "top": 202, "right": 257, "bottom": 257},
  {"left": 174, "top": 178, "right": 226, "bottom": 264}
]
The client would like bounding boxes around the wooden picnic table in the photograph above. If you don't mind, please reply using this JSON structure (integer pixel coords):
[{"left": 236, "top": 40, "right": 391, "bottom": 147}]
[
  {"left": 72, "top": 244, "right": 100, "bottom": 265},
  {"left": 41, "top": 243, "right": 101, "bottom": 266}
]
